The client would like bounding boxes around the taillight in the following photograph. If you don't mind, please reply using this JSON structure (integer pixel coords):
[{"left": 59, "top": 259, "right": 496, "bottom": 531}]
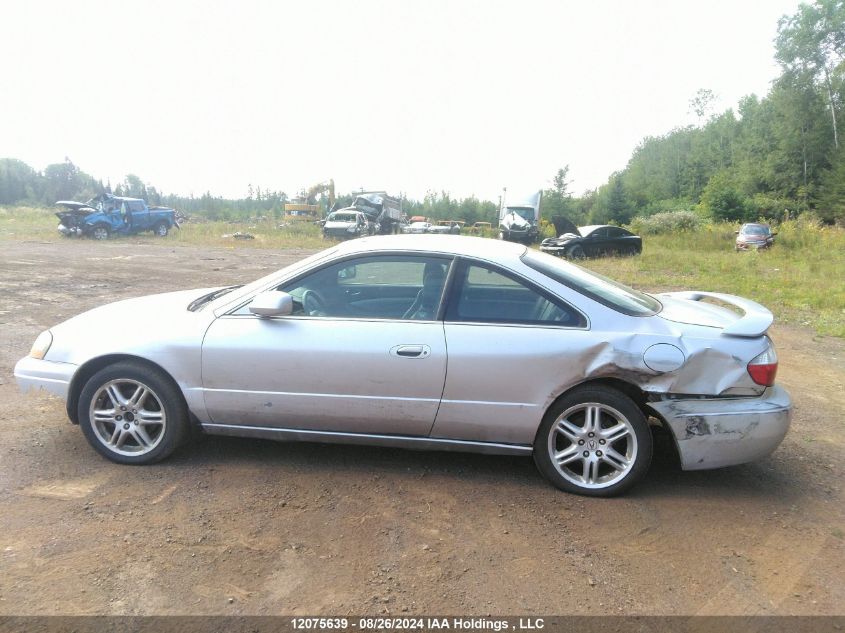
[{"left": 747, "top": 344, "right": 778, "bottom": 386}]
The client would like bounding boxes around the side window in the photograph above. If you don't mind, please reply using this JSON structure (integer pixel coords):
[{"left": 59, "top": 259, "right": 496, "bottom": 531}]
[
  {"left": 128, "top": 201, "right": 145, "bottom": 212},
  {"left": 589, "top": 227, "right": 608, "bottom": 239},
  {"left": 446, "top": 261, "right": 585, "bottom": 327},
  {"left": 233, "top": 255, "right": 452, "bottom": 319},
  {"left": 607, "top": 227, "right": 627, "bottom": 238}
]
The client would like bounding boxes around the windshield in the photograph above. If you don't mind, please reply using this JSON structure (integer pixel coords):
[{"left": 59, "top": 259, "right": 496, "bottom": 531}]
[
  {"left": 328, "top": 212, "right": 357, "bottom": 222},
  {"left": 742, "top": 224, "right": 769, "bottom": 236},
  {"left": 577, "top": 225, "right": 603, "bottom": 237},
  {"left": 507, "top": 207, "right": 535, "bottom": 222},
  {"left": 522, "top": 250, "right": 661, "bottom": 316}
]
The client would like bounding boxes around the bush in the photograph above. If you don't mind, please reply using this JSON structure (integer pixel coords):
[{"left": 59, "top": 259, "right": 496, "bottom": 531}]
[
  {"left": 629, "top": 210, "right": 701, "bottom": 235},
  {"left": 699, "top": 172, "right": 752, "bottom": 222}
]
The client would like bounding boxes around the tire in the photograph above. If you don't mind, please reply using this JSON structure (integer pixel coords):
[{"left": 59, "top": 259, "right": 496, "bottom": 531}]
[
  {"left": 155, "top": 222, "right": 169, "bottom": 237},
  {"left": 77, "top": 361, "right": 189, "bottom": 465},
  {"left": 533, "top": 385, "right": 652, "bottom": 497},
  {"left": 498, "top": 231, "right": 508, "bottom": 241},
  {"left": 567, "top": 244, "right": 585, "bottom": 260},
  {"left": 91, "top": 225, "right": 110, "bottom": 240}
]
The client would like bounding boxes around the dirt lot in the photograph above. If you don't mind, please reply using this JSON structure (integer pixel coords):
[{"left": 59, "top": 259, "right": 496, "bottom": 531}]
[{"left": 1, "top": 237, "right": 843, "bottom": 616}]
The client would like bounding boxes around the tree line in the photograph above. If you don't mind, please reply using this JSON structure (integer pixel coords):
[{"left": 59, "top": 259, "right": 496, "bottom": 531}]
[
  {"left": 580, "top": 0, "right": 845, "bottom": 226},
  {"left": 2, "top": 1, "right": 842, "bottom": 227}
]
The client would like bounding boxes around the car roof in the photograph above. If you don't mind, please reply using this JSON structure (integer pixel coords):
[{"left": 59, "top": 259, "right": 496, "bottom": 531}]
[{"left": 333, "top": 234, "right": 527, "bottom": 259}]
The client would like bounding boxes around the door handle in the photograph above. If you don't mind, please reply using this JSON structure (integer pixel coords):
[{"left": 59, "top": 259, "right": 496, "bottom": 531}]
[{"left": 390, "top": 344, "right": 431, "bottom": 359}]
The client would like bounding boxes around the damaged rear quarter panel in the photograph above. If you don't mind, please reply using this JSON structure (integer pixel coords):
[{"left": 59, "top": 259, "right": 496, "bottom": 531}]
[{"left": 431, "top": 312, "right": 770, "bottom": 445}]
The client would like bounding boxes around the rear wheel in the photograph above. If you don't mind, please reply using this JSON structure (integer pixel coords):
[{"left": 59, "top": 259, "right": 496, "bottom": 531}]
[
  {"left": 78, "top": 361, "right": 188, "bottom": 464},
  {"left": 155, "top": 222, "right": 169, "bottom": 237},
  {"left": 533, "top": 385, "right": 652, "bottom": 496}
]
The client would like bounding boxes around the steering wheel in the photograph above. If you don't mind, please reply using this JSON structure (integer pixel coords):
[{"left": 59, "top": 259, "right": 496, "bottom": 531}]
[{"left": 301, "top": 289, "right": 328, "bottom": 316}]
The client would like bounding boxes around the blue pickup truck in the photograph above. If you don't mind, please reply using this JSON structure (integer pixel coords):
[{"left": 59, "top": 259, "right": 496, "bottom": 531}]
[{"left": 56, "top": 194, "right": 178, "bottom": 240}]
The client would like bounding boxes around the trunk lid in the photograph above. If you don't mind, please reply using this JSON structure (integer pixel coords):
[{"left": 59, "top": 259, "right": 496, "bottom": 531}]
[{"left": 657, "top": 291, "right": 773, "bottom": 337}]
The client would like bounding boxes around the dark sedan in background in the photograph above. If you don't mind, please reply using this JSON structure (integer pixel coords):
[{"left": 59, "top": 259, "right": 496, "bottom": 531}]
[{"left": 541, "top": 225, "right": 642, "bottom": 259}]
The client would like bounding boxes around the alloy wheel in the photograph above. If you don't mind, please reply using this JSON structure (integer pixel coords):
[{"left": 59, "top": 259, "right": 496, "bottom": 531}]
[
  {"left": 547, "top": 402, "right": 638, "bottom": 489},
  {"left": 88, "top": 379, "right": 167, "bottom": 456}
]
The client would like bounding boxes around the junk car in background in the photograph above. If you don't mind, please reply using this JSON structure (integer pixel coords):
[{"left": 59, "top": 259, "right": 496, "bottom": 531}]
[
  {"left": 735, "top": 223, "right": 776, "bottom": 251},
  {"left": 541, "top": 224, "right": 642, "bottom": 259},
  {"left": 56, "top": 194, "right": 177, "bottom": 240}
]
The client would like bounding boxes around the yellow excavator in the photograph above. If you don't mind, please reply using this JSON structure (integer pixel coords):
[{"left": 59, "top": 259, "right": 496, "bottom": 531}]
[{"left": 284, "top": 179, "right": 335, "bottom": 222}]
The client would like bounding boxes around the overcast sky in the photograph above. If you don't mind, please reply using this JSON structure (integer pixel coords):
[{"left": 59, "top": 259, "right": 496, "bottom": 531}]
[{"left": 1, "top": 0, "right": 800, "bottom": 202}]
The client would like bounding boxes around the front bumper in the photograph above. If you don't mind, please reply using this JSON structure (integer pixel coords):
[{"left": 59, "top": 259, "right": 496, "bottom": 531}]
[
  {"left": 323, "top": 228, "right": 361, "bottom": 239},
  {"left": 57, "top": 223, "right": 84, "bottom": 237},
  {"left": 14, "top": 356, "right": 78, "bottom": 400},
  {"left": 736, "top": 241, "right": 770, "bottom": 250},
  {"left": 649, "top": 385, "right": 791, "bottom": 470},
  {"left": 540, "top": 244, "right": 569, "bottom": 256}
]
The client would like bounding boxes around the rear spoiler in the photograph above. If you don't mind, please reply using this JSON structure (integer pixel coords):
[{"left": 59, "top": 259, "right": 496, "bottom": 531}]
[{"left": 660, "top": 291, "right": 773, "bottom": 337}]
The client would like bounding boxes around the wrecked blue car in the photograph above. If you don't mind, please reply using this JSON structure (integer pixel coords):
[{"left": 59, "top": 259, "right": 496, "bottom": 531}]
[{"left": 56, "top": 194, "right": 177, "bottom": 240}]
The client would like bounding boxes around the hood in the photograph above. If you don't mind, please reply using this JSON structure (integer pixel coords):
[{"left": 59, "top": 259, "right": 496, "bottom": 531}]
[
  {"left": 56, "top": 201, "right": 95, "bottom": 213},
  {"left": 45, "top": 288, "right": 219, "bottom": 365},
  {"left": 324, "top": 220, "right": 357, "bottom": 229},
  {"left": 542, "top": 232, "right": 579, "bottom": 245},
  {"left": 551, "top": 215, "right": 578, "bottom": 236}
]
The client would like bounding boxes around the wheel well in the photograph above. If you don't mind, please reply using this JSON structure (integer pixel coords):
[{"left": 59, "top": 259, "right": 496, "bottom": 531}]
[
  {"left": 544, "top": 377, "right": 681, "bottom": 465},
  {"left": 555, "top": 377, "right": 648, "bottom": 411},
  {"left": 66, "top": 354, "right": 183, "bottom": 424}
]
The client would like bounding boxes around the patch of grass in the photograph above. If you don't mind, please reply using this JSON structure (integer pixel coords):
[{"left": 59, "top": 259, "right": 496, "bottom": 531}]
[
  {"left": 579, "top": 221, "right": 845, "bottom": 338},
  {"left": 172, "top": 218, "right": 327, "bottom": 250},
  {"left": 3, "top": 206, "right": 844, "bottom": 337}
]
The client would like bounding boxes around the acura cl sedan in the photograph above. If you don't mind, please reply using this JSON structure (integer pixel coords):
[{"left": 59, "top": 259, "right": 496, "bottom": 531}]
[{"left": 15, "top": 235, "right": 791, "bottom": 496}]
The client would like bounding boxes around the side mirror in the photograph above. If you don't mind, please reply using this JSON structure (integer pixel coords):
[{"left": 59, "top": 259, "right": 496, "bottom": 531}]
[{"left": 249, "top": 291, "right": 293, "bottom": 317}]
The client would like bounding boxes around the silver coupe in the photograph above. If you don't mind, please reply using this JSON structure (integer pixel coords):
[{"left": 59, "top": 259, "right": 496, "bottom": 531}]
[{"left": 15, "top": 235, "right": 791, "bottom": 496}]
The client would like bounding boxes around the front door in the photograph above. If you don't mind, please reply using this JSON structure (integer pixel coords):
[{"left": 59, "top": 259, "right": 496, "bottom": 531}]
[{"left": 201, "top": 254, "right": 453, "bottom": 436}]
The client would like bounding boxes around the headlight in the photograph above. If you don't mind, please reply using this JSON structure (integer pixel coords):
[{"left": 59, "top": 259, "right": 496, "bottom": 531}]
[{"left": 29, "top": 330, "right": 53, "bottom": 359}]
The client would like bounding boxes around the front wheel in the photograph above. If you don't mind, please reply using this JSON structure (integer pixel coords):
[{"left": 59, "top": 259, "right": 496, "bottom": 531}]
[
  {"left": 155, "top": 222, "right": 169, "bottom": 237},
  {"left": 91, "top": 225, "right": 110, "bottom": 240},
  {"left": 533, "top": 385, "right": 652, "bottom": 496},
  {"left": 78, "top": 361, "right": 189, "bottom": 465},
  {"left": 567, "top": 244, "right": 585, "bottom": 260}
]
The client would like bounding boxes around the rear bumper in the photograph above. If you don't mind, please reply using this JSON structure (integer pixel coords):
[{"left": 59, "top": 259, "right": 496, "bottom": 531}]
[
  {"left": 649, "top": 385, "right": 792, "bottom": 470},
  {"left": 14, "top": 356, "right": 77, "bottom": 400}
]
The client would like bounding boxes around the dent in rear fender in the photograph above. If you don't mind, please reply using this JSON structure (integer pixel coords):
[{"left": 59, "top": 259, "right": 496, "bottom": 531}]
[
  {"left": 430, "top": 326, "right": 766, "bottom": 445},
  {"left": 648, "top": 385, "right": 792, "bottom": 470}
]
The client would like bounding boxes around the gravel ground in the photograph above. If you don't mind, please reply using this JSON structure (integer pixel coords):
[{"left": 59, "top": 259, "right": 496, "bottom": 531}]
[{"left": 1, "top": 237, "right": 843, "bottom": 615}]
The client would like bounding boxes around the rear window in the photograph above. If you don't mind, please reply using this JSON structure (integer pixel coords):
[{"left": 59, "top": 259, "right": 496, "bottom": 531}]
[{"left": 522, "top": 250, "right": 661, "bottom": 316}]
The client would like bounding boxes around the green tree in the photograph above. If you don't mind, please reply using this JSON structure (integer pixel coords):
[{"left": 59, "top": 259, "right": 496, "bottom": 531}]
[
  {"left": 814, "top": 148, "right": 845, "bottom": 222},
  {"left": 0, "top": 158, "right": 38, "bottom": 204},
  {"left": 699, "top": 171, "right": 751, "bottom": 222},
  {"left": 775, "top": 0, "right": 845, "bottom": 149}
]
